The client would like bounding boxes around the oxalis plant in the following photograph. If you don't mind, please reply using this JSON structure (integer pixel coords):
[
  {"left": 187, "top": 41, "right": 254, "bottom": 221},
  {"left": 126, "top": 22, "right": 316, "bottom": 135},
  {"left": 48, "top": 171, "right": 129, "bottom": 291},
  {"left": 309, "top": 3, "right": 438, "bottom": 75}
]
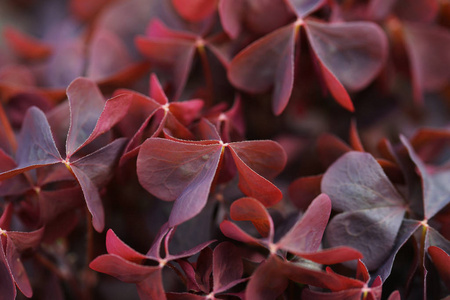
[{"left": 0, "top": 0, "right": 449, "bottom": 299}]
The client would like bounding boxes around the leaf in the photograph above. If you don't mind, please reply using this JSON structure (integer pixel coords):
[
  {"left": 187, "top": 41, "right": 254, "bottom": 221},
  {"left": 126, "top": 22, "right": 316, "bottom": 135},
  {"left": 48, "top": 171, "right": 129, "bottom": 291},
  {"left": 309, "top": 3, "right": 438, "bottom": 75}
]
[
  {"left": 322, "top": 151, "right": 407, "bottom": 269},
  {"left": 86, "top": 29, "right": 132, "bottom": 81},
  {"left": 171, "top": 0, "right": 217, "bottom": 22},
  {"left": 105, "top": 229, "right": 148, "bottom": 264},
  {"left": 289, "top": 175, "right": 323, "bottom": 211},
  {"left": 229, "top": 197, "right": 274, "bottom": 239},
  {"left": 6, "top": 236, "right": 32, "bottom": 298},
  {"left": 213, "top": 242, "right": 244, "bottom": 293},
  {"left": 89, "top": 254, "right": 160, "bottom": 283},
  {"left": 0, "top": 238, "right": 16, "bottom": 300},
  {"left": 229, "top": 147, "right": 283, "bottom": 206},
  {"left": 401, "top": 135, "right": 450, "bottom": 220},
  {"left": 137, "top": 138, "right": 222, "bottom": 226},
  {"left": 402, "top": 22, "right": 450, "bottom": 104},
  {"left": 135, "top": 21, "right": 197, "bottom": 101},
  {"left": 326, "top": 206, "right": 405, "bottom": 270},
  {"left": 427, "top": 246, "right": 450, "bottom": 289},
  {"left": 321, "top": 151, "right": 405, "bottom": 211},
  {"left": 228, "top": 23, "right": 296, "bottom": 94},
  {"left": 65, "top": 78, "right": 105, "bottom": 158},
  {"left": 70, "top": 138, "right": 127, "bottom": 232},
  {"left": 305, "top": 20, "right": 387, "bottom": 108},
  {"left": 285, "top": 0, "right": 326, "bottom": 18},
  {"left": 0, "top": 107, "right": 62, "bottom": 181},
  {"left": 277, "top": 194, "right": 330, "bottom": 253}
]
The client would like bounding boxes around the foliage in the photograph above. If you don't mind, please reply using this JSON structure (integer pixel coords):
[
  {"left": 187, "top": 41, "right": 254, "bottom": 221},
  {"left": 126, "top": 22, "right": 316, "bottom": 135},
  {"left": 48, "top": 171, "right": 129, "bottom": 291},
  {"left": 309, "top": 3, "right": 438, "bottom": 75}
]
[{"left": 0, "top": 0, "right": 449, "bottom": 299}]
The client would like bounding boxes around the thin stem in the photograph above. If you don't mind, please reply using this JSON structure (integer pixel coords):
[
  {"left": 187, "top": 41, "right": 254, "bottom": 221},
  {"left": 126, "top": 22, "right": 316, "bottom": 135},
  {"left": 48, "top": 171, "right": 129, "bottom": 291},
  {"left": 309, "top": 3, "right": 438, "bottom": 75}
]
[{"left": 197, "top": 42, "right": 214, "bottom": 107}]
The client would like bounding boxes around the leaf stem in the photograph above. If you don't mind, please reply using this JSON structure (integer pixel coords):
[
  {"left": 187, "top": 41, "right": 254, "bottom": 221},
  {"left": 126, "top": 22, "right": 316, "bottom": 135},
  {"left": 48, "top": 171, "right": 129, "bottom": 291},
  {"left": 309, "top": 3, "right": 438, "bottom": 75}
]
[{"left": 197, "top": 41, "right": 214, "bottom": 107}]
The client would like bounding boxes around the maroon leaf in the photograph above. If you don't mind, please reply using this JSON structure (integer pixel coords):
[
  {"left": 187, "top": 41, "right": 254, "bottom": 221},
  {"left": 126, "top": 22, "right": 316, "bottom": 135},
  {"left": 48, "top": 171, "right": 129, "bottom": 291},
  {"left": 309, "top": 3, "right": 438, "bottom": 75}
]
[
  {"left": 135, "top": 20, "right": 197, "bottom": 101},
  {"left": 305, "top": 19, "right": 387, "bottom": 108},
  {"left": 137, "top": 138, "right": 222, "bottom": 226},
  {"left": 70, "top": 138, "right": 126, "bottom": 232},
  {"left": 276, "top": 194, "right": 330, "bottom": 253},
  {"left": 0, "top": 238, "right": 16, "bottom": 300},
  {"left": 0, "top": 107, "right": 62, "bottom": 181},
  {"left": 6, "top": 236, "right": 32, "bottom": 298},
  {"left": 228, "top": 23, "right": 297, "bottom": 115},
  {"left": 289, "top": 175, "right": 323, "bottom": 211},
  {"left": 229, "top": 141, "right": 286, "bottom": 179},
  {"left": 213, "top": 242, "right": 244, "bottom": 293}
]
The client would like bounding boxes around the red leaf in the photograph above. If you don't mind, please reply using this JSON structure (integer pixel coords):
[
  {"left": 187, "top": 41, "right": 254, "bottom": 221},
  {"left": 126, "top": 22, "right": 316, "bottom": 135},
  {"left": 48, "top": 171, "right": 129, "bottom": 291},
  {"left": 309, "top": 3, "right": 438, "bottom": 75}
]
[
  {"left": 3, "top": 26, "right": 52, "bottom": 60},
  {"left": 229, "top": 197, "right": 273, "bottom": 239},
  {"left": 105, "top": 229, "right": 148, "bottom": 264},
  {"left": 427, "top": 246, "right": 450, "bottom": 290},
  {"left": 171, "top": 0, "right": 217, "bottom": 22},
  {"left": 229, "top": 147, "right": 283, "bottom": 206},
  {"left": 89, "top": 254, "right": 160, "bottom": 283}
]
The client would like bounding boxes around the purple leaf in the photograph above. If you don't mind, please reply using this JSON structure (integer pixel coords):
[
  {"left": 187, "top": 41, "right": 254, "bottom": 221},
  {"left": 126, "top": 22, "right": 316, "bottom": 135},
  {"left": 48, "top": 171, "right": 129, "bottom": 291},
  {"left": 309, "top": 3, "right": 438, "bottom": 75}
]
[
  {"left": 70, "top": 138, "right": 127, "bottom": 232},
  {"left": 0, "top": 238, "right": 16, "bottom": 300},
  {"left": 65, "top": 77, "right": 105, "bottom": 158},
  {"left": 137, "top": 138, "right": 222, "bottom": 226},
  {"left": 400, "top": 135, "right": 450, "bottom": 220},
  {"left": 228, "top": 23, "right": 297, "bottom": 114},
  {"left": 326, "top": 206, "right": 405, "bottom": 270},
  {"left": 372, "top": 219, "right": 421, "bottom": 281},
  {"left": 6, "top": 236, "right": 32, "bottom": 298},
  {"left": 403, "top": 22, "right": 450, "bottom": 104},
  {"left": 321, "top": 151, "right": 405, "bottom": 211},
  {"left": 284, "top": 0, "right": 326, "bottom": 18},
  {"left": 213, "top": 242, "right": 243, "bottom": 293},
  {"left": 0, "top": 107, "right": 62, "bottom": 181},
  {"left": 86, "top": 29, "right": 132, "bottom": 81},
  {"left": 305, "top": 19, "right": 387, "bottom": 108}
]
